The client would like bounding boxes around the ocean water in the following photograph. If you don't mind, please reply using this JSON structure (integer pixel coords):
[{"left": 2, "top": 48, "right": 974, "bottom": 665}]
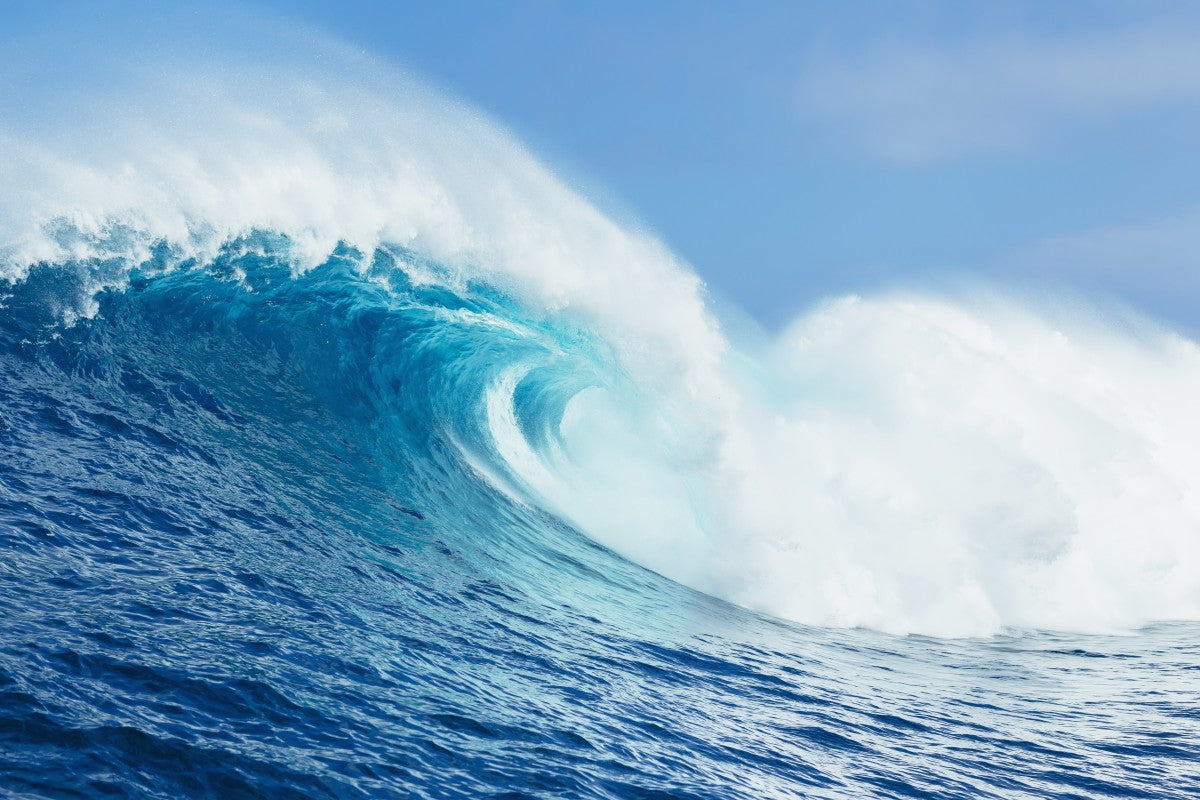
[
  {"left": 1, "top": 242, "right": 1197, "bottom": 799},
  {"left": 2, "top": 25, "right": 1200, "bottom": 800}
]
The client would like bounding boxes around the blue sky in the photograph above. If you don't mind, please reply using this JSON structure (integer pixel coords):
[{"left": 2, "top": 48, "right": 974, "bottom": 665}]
[{"left": 11, "top": 1, "right": 1200, "bottom": 328}]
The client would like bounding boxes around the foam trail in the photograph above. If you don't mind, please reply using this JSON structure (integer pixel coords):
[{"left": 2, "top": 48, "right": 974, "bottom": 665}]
[{"left": 3, "top": 15, "right": 1199, "bottom": 637}]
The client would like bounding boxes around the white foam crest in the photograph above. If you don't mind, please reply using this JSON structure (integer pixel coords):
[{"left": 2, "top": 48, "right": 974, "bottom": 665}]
[{"left": 0, "top": 25, "right": 725, "bottom": 404}]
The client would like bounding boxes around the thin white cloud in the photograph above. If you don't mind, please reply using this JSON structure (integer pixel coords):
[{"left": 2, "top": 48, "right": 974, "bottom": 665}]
[
  {"left": 799, "top": 25, "right": 1200, "bottom": 162},
  {"left": 1008, "top": 206, "right": 1200, "bottom": 295}
]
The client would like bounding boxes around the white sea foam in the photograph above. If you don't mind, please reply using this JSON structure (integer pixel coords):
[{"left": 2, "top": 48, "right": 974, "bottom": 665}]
[
  {"left": 3, "top": 16, "right": 1198, "bottom": 636},
  {"left": 536, "top": 294, "right": 1200, "bottom": 636}
]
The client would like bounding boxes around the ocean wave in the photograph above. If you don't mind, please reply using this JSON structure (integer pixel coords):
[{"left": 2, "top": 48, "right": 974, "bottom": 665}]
[{"left": 2, "top": 24, "right": 1199, "bottom": 639}]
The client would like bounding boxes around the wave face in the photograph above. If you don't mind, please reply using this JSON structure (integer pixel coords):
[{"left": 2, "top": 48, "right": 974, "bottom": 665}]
[{"left": 1, "top": 19, "right": 1199, "bottom": 799}]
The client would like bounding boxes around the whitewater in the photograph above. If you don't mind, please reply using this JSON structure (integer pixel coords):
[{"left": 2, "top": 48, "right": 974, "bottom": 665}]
[{"left": 0, "top": 16, "right": 1197, "bottom": 800}]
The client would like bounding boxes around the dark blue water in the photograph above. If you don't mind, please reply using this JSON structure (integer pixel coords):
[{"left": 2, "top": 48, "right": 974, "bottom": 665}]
[{"left": 1, "top": 244, "right": 1198, "bottom": 799}]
